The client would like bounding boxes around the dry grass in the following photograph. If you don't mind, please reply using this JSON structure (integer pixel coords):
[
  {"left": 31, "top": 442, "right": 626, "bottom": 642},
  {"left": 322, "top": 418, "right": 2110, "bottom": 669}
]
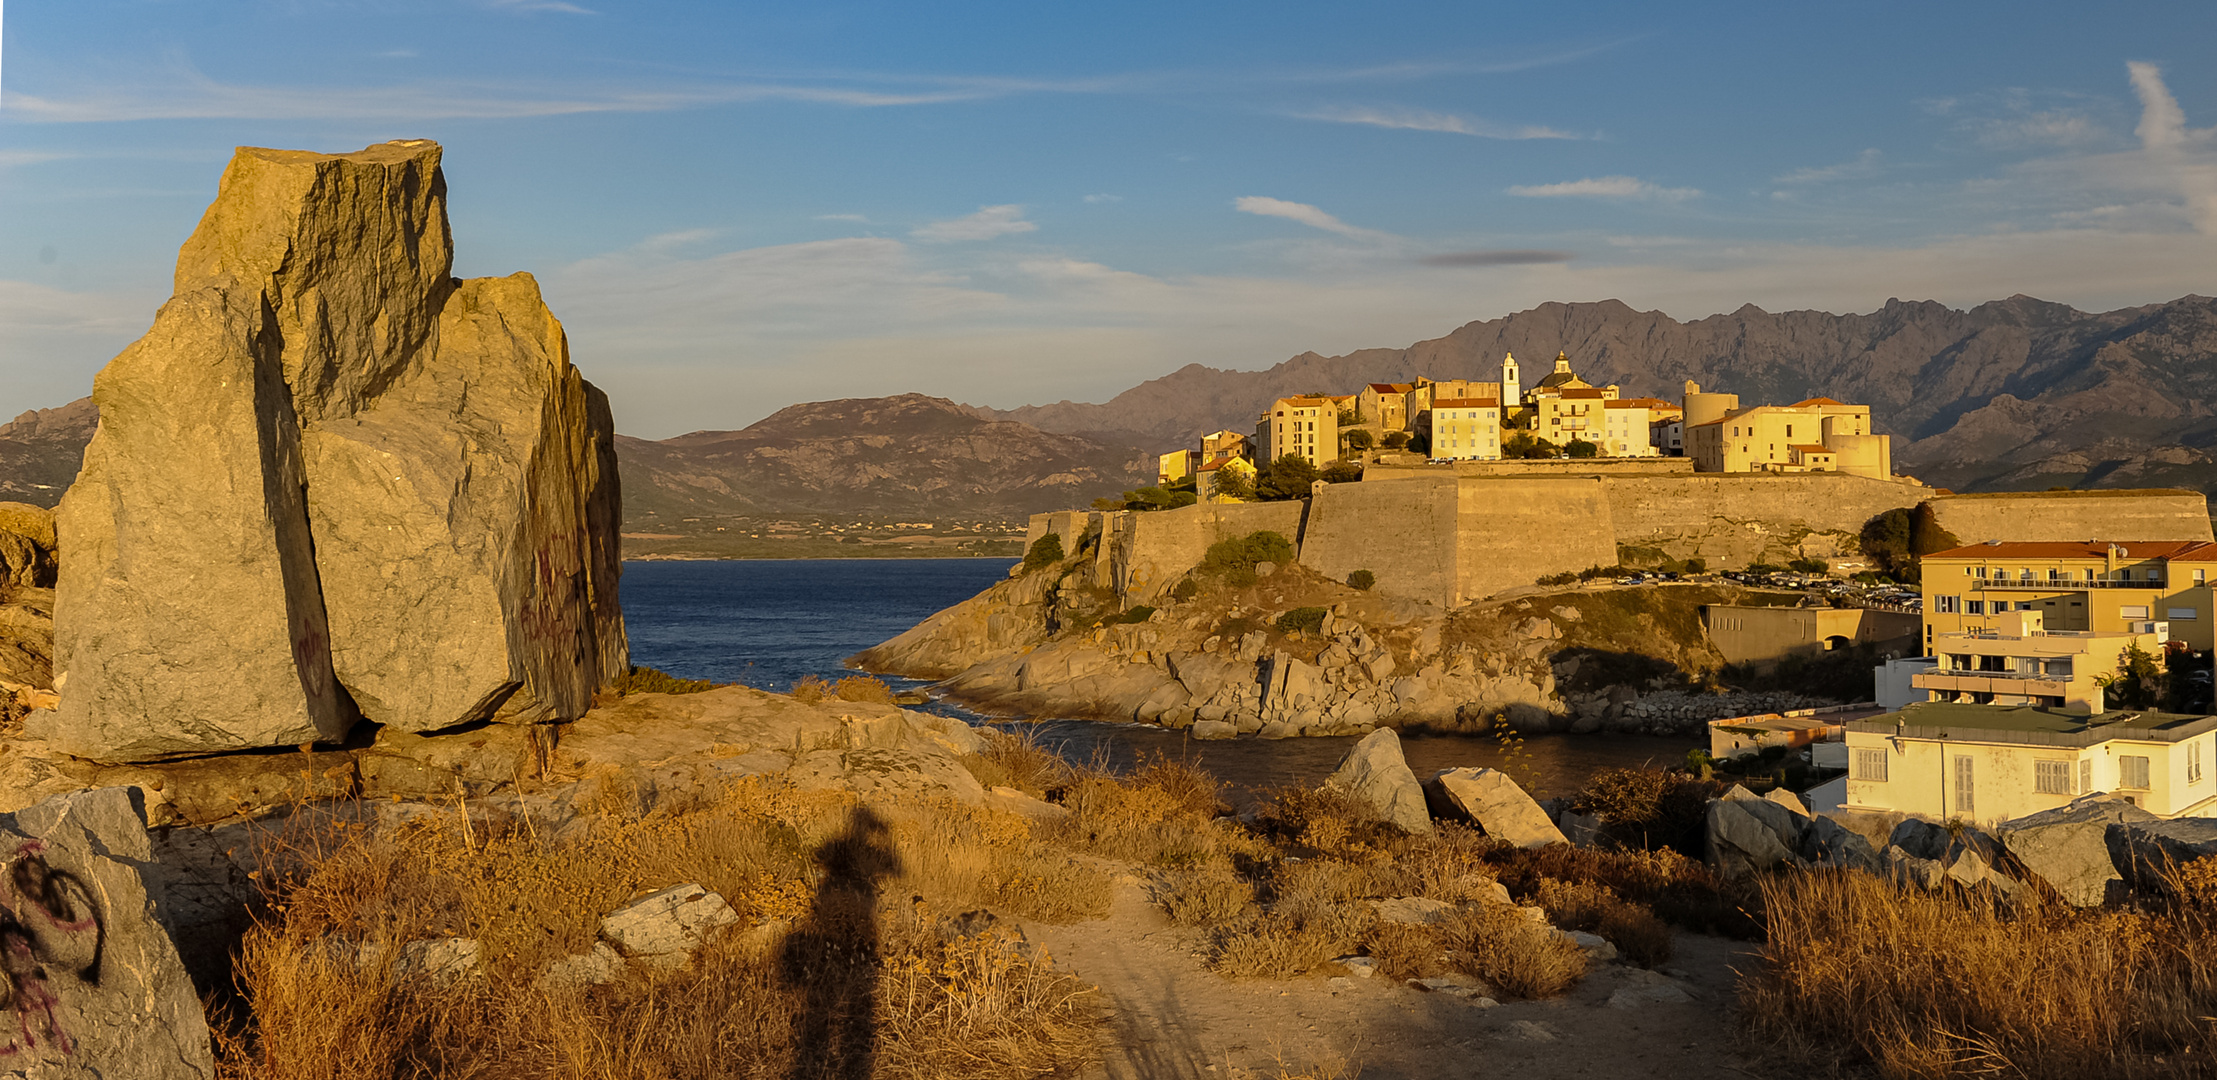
[
  {"left": 220, "top": 780, "right": 1104, "bottom": 1080},
  {"left": 1529, "top": 878, "right": 1673, "bottom": 968},
  {"left": 1160, "top": 868, "right": 1253, "bottom": 926},
  {"left": 960, "top": 728, "right": 1070, "bottom": 798},
  {"left": 1743, "top": 867, "right": 2217, "bottom": 1079},
  {"left": 1050, "top": 754, "right": 1247, "bottom": 869},
  {"left": 790, "top": 674, "right": 901, "bottom": 705},
  {"left": 1486, "top": 842, "right": 1759, "bottom": 939},
  {"left": 1436, "top": 902, "right": 1586, "bottom": 999}
]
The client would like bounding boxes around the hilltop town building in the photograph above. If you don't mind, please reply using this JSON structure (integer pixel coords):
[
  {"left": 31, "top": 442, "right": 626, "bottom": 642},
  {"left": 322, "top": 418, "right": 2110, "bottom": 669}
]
[
  {"left": 1422, "top": 398, "right": 1502, "bottom": 461},
  {"left": 1256, "top": 397, "right": 1340, "bottom": 469},
  {"left": 1843, "top": 701, "right": 2217, "bottom": 824},
  {"left": 1198, "top": 456, "right": 1257, "bottom": 501},
  {"left": 1157, "top": 449, "right": 1198, "bottom": 486},
  {"left": 1911, "top": 609, "right": 2161, "bottom": 713},
  {"left": 1602, "top": 397, "right": 1676, "bottom": 457},
  {"left": 1358, "top": 383, "right": 1414, "bottom": 431},
  {"left": 1919, "top": 540, "right": 2217, "bottom": 651},
  {"left": 1534, "top": 388, "right": 1614, "bottom": 448},
  {"left": 1684, "top": 397, "right": 1891, "bottom": 478},
  {"left": 1501, "top": 353, "right": 1521, "bottom": 409},
  {"left": 1199, "top": 429, "right": 1251, "bottom": 469}
]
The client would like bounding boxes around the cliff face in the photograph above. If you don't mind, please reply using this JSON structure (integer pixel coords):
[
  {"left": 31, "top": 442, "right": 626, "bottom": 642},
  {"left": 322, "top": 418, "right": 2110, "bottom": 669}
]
[
  {"left": 41, "top": 141, "right": 627, "bottom": 761},
  {"left": 0, "top": 399, "right": 97, "bottom": 508},
  {"left": 984, "top": 295, "right": 2217, "bottom": 497}
]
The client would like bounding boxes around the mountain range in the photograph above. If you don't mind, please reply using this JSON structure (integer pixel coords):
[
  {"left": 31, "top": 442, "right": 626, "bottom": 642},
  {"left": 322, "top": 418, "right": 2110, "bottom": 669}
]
[
  {"left": 9, "top": 292, "right": 2217, "bottom": 521},
  {"left": 980, "top": 294, "right": 2217, "bottom": 495}
]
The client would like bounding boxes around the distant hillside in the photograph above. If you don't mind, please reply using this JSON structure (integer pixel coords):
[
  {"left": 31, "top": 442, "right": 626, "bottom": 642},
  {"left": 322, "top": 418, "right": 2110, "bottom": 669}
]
[
  {"left": 617, "top": 393, "right": 1150, "bottom": 521},
  {"left": 983, "top": 294, "right": 2217, "bottom": 496},
  {"left": 0, "top": 399, "right": 96, "bottom": 508},
  {"left": 3, "top": 393, "right": 1147, "bottom": 523}
]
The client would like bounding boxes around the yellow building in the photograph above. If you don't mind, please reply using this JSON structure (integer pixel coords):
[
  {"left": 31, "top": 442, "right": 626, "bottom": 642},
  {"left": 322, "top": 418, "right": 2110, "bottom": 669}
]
[
  {"left": 1919, "top": 540, "right": 2217, "bottom": 652},
  {"left": 1198, "top": 456, "right": 1257, "bottom": 501},
  {"left": 1157, "top": 449, "right": 1198, "bottom": 486},
  {"left": 1422, "top": 398, "right": 1501, "bottom": 460},
  {"left": 1525, "top": 351, "right": 1606, "bottom": 403},
  {"left": 1358, "top": 383, "right": 1415, "bottom": 430},
  {"left": 1199, "top": 429, "right": 1251, "bottom": 468},
  {"left": 1843, "top": 701, "right": 2217, "bottom": 824},
  {"left": 1535, "top": 388, "right": 1612, "bottom": 448},
  {"left": 1600, "top": 397, "right": 1673, "bottom": 457},
  {"left": 1255, "top": 397, "right": 1340, "bottom": 468},
  {"left": 1912, "top": 610, "right": 2161, "bottom": 713},
  {"left": 1683, "top": 397, "right": 1891, "bottom": 478},
  {"left": 1403, "top": 378, "right": 1501, "bottom": 424}
]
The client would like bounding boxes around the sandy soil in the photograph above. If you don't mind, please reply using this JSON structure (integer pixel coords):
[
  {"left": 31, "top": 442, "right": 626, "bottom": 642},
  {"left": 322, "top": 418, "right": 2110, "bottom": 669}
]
[{"left": 1024, "top": 879, "right": 1791, "bottom": 1080}]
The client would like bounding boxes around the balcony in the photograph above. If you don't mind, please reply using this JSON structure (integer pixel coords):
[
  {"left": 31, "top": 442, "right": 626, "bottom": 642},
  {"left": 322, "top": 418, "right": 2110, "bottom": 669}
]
[
  {"left": 1912, "top": 671, "right": 2070, "bottom": 697},
  {"left": 1974, "top": 578, "right": 2164, "bottom": 591}
]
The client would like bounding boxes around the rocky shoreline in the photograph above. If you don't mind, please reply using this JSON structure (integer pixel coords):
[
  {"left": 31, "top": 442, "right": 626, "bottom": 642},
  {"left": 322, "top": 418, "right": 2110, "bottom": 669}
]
[{"left": 855, "top": 547, "right": 1836, "bottom": 740}]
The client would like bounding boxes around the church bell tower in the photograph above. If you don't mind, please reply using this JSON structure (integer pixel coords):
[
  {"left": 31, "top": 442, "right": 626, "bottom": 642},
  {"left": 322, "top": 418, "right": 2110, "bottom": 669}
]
[{"left": 1501, "top": 352, "right": 1521, "bottom": 406}]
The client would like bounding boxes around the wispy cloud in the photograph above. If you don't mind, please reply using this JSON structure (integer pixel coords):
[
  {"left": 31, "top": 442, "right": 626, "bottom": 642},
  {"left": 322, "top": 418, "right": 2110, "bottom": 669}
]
[
  {"left": 1776, "top": 148, "right": 1883, "bottom": 184},
  {"left": 1418, "top": 250, "right": 1573, "bottom": 267},
  {"left": 1507, "top": 176, "right": 1700, "bottom": 202},
  {"left": 2126, "top": 61, "right": 2217, "bottom": 232},
  {"left": 1233, "top": 196, "right": 1392, "bottom": 240},
  {"left": 911, "top": 205, "right": 1037, "bottom": 242},
  {"left": 1292, "top": 105, "right": 1579, "bottom": 140}
]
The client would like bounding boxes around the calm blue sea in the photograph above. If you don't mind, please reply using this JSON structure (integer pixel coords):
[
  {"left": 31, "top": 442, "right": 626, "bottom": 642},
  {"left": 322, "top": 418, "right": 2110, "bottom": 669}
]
[{"left": 618, "top": 557, "right": 1690, "bottom": 798}]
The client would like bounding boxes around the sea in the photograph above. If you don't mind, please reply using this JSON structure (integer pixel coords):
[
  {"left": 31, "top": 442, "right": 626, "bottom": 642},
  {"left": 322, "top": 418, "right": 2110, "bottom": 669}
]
[{"left": 620, "top": 557, "right": 1694, "bottom": 802}]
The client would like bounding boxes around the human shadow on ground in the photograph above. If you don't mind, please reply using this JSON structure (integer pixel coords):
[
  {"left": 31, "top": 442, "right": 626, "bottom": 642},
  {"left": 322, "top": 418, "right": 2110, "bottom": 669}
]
[{"left": 782, "top": 807, "right": 903, "bottom": 1080}]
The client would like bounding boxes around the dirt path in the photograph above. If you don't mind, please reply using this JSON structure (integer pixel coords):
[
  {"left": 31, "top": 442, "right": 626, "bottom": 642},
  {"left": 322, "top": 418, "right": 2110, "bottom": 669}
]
[{"left": 1024, "top": 879, "right": 1789, "bottom": 1080}]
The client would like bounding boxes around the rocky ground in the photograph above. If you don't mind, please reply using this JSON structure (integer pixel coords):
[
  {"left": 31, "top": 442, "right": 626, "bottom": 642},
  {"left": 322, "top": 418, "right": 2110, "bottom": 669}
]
[{"left": 858, "top": 548, "right": 1835, "bottom": 741}]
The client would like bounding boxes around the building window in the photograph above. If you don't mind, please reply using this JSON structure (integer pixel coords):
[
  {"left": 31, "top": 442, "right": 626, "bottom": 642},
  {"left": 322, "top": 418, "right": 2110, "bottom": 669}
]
[
  {"left": 2192, "top": 742, "right": 2205, "bottom": 785},
  {"left": 2198, "top": 568, "right": 2208, "bottom": 584},
  {"left": 1966, "top": 600, "right": 1985, "bottom": 615},
  {"left": 2123, "top": 605, "right": 2152, "bottom": 619},
  {"left": 2035, "top": 760, "right": 2072, "bottom": 795},
  {"left": 1953, "top": 755, "right": 1975, "bottom": 814},
  {"left": 2081, "top": 759, "right": 2093, "bottom": 795},
  {"left": 1935, "top": 596, "right": 1959, "bottom": 614},
  {"left": 1852, "top": 748, "right": 1889, "bottom": 782},
  {"left": 2170, "top": 607, "right": 2199, "bottom": 621},
  {"left": 2120, "top": 755, "right": 2151, "bottom": 790}
]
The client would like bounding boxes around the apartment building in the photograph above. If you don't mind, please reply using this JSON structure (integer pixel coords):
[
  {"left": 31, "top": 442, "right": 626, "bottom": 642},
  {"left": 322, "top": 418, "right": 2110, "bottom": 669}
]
[
  {"left": 1255, "top": 396, "right": 1340, "bottom": 468},
  {"left": 1199, "top": 429, "right": 1251, "bottom": 468},
  {"left": 1600, "top": 397, "right": 1674, "bottom": 457},
  {"left": 1535, "top": 388, "right": 1612, "bottom": 447},
  {"left": 1843, "top": 701, "right": 2217, "bottom": 824},
  {"left": 1919, "top": 540, "right": 2217, "bottom": 651},
  {"left": 1358, "top": 383, "right": 1415, "bottom": 431},
  {"left": 1423, "top": 398, "right": 1502, "bottom": 460},
  {"left": 1911, "top": 609, "right": 2161, "bottom": 712},
  {"left": 1198, "top": 456, "right": 1256, "bottom": 501},
  {"left": 1683, "top": 397, "right": 1892, "bottom": 478},
  {"left": 1157, "top": 449, "right": 1199, "bottom": 486}
]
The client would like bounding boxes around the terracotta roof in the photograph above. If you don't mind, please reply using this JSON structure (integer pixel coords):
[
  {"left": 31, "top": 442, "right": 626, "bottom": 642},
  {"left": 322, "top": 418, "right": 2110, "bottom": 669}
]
[
  {"left": 1557, "top": 388, "right": 1609, "bottom": 399},
  {"left": 1790, "top": 444, "right": 1832, "bottom": 454},
  {"left": 1789, "top": 397, "right": 1851, "bottom": 408},
  {"left": 1432, "top": 398, "right": 1501, "bottom": 408},
  {"left": 1605, "top": 397, "right": 1672, "bottom": 409},
  {"left": 1926, "top": 540, "right": 2215, "bottom": 560},
  {"left": 1367, "top": 382, "right": 1413, "bottom": 393}
]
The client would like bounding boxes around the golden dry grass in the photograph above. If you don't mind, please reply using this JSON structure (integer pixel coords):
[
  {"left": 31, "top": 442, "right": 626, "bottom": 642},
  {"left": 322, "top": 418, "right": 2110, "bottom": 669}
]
[
  {"left": 1530, "top": 877, "right": 1673, "bottom": 968},
  {"left": 1743, "top": 867, "right": 2217, "bottom": 1079}
]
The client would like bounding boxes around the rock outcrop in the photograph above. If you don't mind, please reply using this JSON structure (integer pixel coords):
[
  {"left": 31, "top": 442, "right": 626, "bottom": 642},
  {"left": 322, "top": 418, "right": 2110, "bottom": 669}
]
[
  {"left": 1996, "top": 794, "right": 2157, "bottom": 906},
  {"left": 1325, "top": 728, "right": 1431, "bottom": 835},
  {"left": 1427, "top": 767, "right": 1565, "bottom": 848},
  {"left": 40, "top": 141, "right": 625, "bottom": 761},
  {"left": 0, "top": 788, "right": 214, "bottom": 1077}
]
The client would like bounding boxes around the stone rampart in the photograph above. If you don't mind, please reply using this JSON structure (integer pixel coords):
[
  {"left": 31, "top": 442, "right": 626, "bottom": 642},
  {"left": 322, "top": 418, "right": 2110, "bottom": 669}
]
[
  {"left": 1924, "top": 490, "right": 2213, "bottom": 544},
  {"left": 1605, "top": 472, "right": 1929, "bottom": 566},
  {"left": 1298, "top": 475, "right": 1461, "bottom": 602},
  {"left": 1114, "top": 501, "right": 1308, "bottom": 600},
  {"left": 1454, "top": 477, "right": 1619, "bottom": 602}
]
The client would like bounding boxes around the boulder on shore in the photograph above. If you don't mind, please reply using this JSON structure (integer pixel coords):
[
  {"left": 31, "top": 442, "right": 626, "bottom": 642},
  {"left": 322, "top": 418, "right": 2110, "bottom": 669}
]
[
  {"left": 2106, "top": 816, "right": 2217, "bottom": 899},
  {"left": 1325, "top": 728, "right": 1432, "bottom": 835},
  {"left": 0, "top": 787, "right": 214, "bottom": 1077},
  {"left": 41, "top": 141, "right": 626, "bottom": 761},
  {"left": 1426, "top": 767, "right": 1564, "bottom": 848},
  {"left": 1705, "top": 786, "right": 1806, "bottom": 878},
  {"left": 1997, "top": 794, "right": 2157, "bottom": 906}
]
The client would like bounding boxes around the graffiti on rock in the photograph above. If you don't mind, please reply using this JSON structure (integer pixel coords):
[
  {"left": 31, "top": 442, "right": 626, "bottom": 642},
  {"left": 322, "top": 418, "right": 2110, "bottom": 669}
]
[{"left": 0, "top": 842, "right": 105, "bottom": 1059}]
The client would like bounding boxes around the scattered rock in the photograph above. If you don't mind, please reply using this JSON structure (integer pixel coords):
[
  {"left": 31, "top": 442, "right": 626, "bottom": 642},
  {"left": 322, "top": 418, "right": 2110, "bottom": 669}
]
[
  {"left": 536, "top": 942, "right": 624, "bottom": 992},
  {"left": 1370, "top": 896, "right": 1454, "bottom": 925},
  {"left": 1559, "top": 929, "right": 1618, "bottom": 962},
  {"left": 1335, "top": 955, "right": 1377, "bottom": 979},
  {"left": 1799, "top": 813, "right": 1881, "bottom": 873},
  {"left": 1190, "top": 719, "right": 1238, "bottom": 740},
  {"left": 1324, "top": 728, "right": 1432, "bottom": 835},
  {"left": 1504, "top": 1020, "right": 1559, "bottom": 1042},
  {"left": 1426, "top": 767, "right": 1564, "bottom": 848},
  {"left": 1558, "top": 808, "right": 1607, "bottom": 848},
  {"left": 0, "top": 788, "right": 214, "bottom": 1077},
  {"left": 1997, "top": 794, "right": 2157, "bottom": 906},
  {"left": 1705, "top": 785, "right": 1806, "bottom": 878},
  {"left": 2107, "top": 817, "right": 2217, "bottom": 899},
  {"left": 601, "top": 883, "right": 741, "bottom": 965}
]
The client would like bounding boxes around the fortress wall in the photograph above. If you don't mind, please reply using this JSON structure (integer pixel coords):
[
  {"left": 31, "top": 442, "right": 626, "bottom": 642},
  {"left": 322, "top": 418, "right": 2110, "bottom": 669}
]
[
  {"left": 1116, "top": 500, "right": 1307, "bottom": 601},
  {"left": 1454, "top": 477, "right": 1618, "bottom": 603},
  {"left": 1298, "top": 476, "right": 1461, "bottom": 603},
  {"left": 1601, "top": 473, "right": 1928, "bottom": 567},
  {"left": 1924, "top": 491, "right": 2213, "bottom": 544},
  {"left": 1366, "top": 458, "right": 1693, "bottom": 480}
]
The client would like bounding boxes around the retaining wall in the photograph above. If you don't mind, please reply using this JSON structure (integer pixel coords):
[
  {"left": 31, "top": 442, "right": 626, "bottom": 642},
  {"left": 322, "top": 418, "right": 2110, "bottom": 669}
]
[{"left": 1924, "top": 490, "right": 2213, "bottom": 544}]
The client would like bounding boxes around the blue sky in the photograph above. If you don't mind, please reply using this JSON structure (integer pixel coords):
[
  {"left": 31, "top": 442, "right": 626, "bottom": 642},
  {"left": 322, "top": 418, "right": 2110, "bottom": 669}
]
[{"left": 4, "top": 1, "right": 2215, "bottom": 437}]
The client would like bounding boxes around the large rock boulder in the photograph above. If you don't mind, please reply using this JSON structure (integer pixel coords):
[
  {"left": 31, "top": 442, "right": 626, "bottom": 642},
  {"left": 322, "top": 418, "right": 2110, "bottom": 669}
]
[
  {"left": 0, "top": 586, "right": 53, "bottom": 692},
  {"left": 1705, "top": 786, "right": 1807, "bottom": 878},
  {"left": 1799, "top": 813, "right": 1881, "bottom": 873},
  {"left": 41, "top": 141, "right": 626, "bottom": 760},
  {"left": 0, "top": 503, "right": 55, "bottom": 590},
  {"left": 2106, "top": 817, "right": 2217, "bottom": 899},
  {"left": 1997, "top": 794, "right": 2158, "bottom": 906},
  {"left": 0, "top": 788, "right": 214, "bottom": 1077},
  {"left": 1426, "top": 767, "right": 1565, "bottom": 848},
  {"left": 1325, "top": 728, "right": 1431, "bottom": 835}
]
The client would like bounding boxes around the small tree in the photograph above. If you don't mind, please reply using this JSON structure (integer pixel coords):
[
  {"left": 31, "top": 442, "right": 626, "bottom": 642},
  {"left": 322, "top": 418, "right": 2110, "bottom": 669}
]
[
  {"left": 1381, "top": 431, "right": 1410, "bottom": 449},
  {"left": 2101, "top": 644, "right": 2166, "bottom": 710},
  {"left": 1347, "top": 569, "right": 1376, "bottom": 590},
  {"left": 1566, "top": 438, "right": 1599, "bottom": 459},
  {"left": 1256, "top": 453, "right": 1320, "bottom": 501},
  {"left": 1022, "top": 532, "right": 1064, "bottom": 572},
  {"left": 1209, "top": 466, "right": 1254, "bottom": 501},
  {"left": 1320, "top": 460, "right": 1364, "bottom": 484},
  {"left": 1343, "top": 429, "right": 1375, "bottom": 451}
]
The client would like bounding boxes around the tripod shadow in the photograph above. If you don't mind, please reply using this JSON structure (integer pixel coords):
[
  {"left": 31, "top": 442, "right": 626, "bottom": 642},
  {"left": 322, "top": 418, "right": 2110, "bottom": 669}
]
[{"left": 782, "top": 807, "right": 903, "bottom": 1080}]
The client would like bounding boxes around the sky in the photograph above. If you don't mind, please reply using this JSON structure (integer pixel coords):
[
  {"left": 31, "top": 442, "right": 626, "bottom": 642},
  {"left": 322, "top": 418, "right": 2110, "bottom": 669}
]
[{"left": 3, "top": 2, "right": 2215, "bottom": 439}]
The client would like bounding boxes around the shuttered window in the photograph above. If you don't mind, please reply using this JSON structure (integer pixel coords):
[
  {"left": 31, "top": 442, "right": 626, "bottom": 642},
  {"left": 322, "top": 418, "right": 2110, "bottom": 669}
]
[
  {"left": 1953, "top": 755, "right": 1975, "bottom": 814},
  {"left": 1852, "top": 749, "right": 1889, "bottom": 782},
  {"left": 2081, "top": 760, "right": 2093, "bottom": 795},
  {"left": 2191, "top": 742, "right": 2204, "bottom": 785},
  {"left": 2035, "top": 760, "right": 2071, "bottom": 795},
  {"left": 2120, "top": 756, "right": 2151, "bottom": 790}
]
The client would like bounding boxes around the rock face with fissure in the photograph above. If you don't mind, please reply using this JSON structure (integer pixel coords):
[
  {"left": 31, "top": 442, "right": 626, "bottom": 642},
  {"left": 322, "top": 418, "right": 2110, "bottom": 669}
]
[{"left": 43, "top": 141, "right": 626, "bottom": 760}]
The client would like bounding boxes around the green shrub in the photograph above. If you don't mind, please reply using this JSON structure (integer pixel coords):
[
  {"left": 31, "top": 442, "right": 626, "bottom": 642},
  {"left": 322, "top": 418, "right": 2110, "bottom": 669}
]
[
  {"left": 1169, "top": 578, "right": 1200, "bottom": 602},
  {"left": 1681, "top": 557, "right": 1707, "bottom": 573},
  {"left": 617, "top": 665, "right": 715, "bottom": 695},
  {"left": 1319, "top": 460, "right": 1364, "bottom": 484},
  {"left": 1537, "top": 571, "right": 1579, "bottom": 586},
  {"left": 1347, "top": 569, "right": 1375, "bottom": 591},
  {"left": 1103, "top": 605, "right": 1157, "bottom": 626},
  {"left": 1381, "top": 431, "right": 1410, "bottom": 449},
  {"left": 1787, "top": 557, "right": 1830, "bottom": 574},
  {"left": 1255, "top": 454, "right": 1321, "bottom": 501},
  {"left": 1565, "top": 438, "right": 1599, "bottom": 459},
  {"left": 1203, "top": 531, "right": 1295, "bottom": 586},
  {"left": 1275, "top": 607, "right": 1328, "bottom": 635},
  {"left": 1022, "top": 532, "right": 1064, "bottom": 572}
]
